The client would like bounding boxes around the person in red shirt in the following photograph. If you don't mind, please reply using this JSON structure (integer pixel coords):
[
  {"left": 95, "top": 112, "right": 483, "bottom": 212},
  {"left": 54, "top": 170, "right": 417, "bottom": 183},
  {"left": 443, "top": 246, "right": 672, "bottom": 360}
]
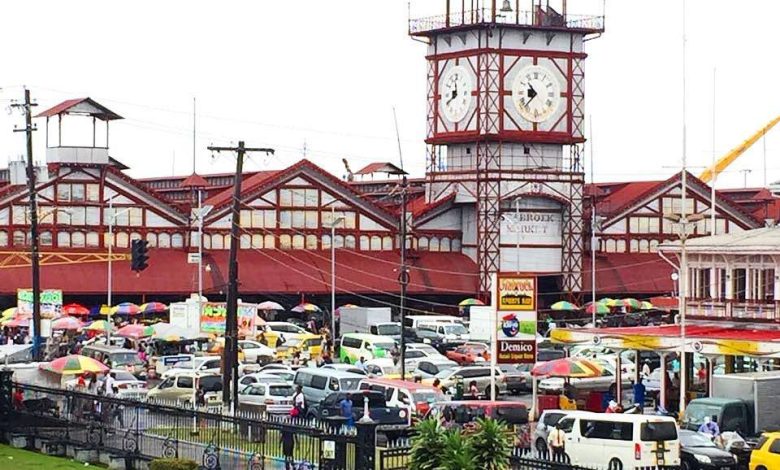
[{"left": 12, "top": 388, "right": 23, "bottom": 410}]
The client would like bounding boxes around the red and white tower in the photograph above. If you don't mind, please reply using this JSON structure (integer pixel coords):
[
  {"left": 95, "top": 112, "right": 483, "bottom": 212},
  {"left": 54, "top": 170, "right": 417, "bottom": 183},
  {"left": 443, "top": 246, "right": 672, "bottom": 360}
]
[{"left": 409, "top": 1, "right": 604, "bottom": 299}]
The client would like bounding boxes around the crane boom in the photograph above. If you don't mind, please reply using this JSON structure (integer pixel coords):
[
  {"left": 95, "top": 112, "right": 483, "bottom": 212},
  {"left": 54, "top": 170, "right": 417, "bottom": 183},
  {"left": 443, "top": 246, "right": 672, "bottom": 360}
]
[{"left": 699, "top": 115, "right": 780, "bottom": 183}]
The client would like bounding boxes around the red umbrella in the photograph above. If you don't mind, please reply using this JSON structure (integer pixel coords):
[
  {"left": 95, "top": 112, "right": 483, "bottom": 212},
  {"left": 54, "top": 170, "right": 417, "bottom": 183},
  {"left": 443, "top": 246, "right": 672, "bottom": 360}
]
[
  {"left": 5, "top": 317, "right": 30, "bottom": 328},
  {"left": 62, "top": 303, "right": 90, "bottom": 316},
  {"left": 51, "top": 316, "right": 84, "bottom": 330},
  {"left": 531, "top": 358, "right": 604, "bottom": 378},
  {"left": 116, "top": 324, "right": 155, "bottom": 339}
]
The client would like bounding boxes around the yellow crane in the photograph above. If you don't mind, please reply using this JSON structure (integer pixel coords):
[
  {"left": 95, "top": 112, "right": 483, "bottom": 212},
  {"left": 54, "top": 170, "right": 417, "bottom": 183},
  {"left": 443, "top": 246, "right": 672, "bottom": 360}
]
[{"left": 699, "top": 116, "right": 780, "bottom": 184}]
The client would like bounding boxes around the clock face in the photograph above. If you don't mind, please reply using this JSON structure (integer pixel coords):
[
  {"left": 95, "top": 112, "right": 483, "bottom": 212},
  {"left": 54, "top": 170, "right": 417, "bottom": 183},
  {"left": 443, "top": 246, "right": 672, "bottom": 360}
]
[
  {"left": 512, "top": 65, "right": 561, "bottom": 123},
  {"left": 441, "top": 65, "right": 473, "bottom": 123}
]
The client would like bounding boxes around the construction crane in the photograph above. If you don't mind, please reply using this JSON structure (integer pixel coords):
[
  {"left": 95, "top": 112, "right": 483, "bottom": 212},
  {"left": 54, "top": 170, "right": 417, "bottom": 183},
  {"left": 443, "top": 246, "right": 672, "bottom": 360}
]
[{"left": 699, "top": 115, "right": 780, "bottom": 184}]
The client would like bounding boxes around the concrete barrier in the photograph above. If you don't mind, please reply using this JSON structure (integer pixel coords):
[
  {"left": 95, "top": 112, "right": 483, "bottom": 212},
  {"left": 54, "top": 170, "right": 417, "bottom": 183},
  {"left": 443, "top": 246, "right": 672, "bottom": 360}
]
[
  {"left": 9, "top": 434, "right": 27, "bottom": 448},
  {"left": 74, "top": 448, "right": 97, "bottom": 463}
]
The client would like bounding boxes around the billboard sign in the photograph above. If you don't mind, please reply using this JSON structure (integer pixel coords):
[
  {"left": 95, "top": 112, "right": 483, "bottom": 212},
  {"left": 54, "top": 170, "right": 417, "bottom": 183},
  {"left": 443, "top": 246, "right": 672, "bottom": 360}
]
[
  {"left": 17, "top": 289, "right": 63, "bottom": 319},
  {"left": 497, "top": 276, "right": 536, "bottom": 311},
  {"left": 495, "top": 275, "right": 537, "bottom": 364},
  {"left": 200, "top": 302, "right": 257, "bottom": 337}
]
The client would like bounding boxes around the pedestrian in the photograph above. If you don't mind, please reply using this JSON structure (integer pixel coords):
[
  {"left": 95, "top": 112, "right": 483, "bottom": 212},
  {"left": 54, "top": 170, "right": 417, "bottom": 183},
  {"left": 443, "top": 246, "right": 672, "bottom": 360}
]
[
  {"left": 547, "top": 422, "right": 567, "bottom": 462},
  {"left": 432, "top": 378, "right": 442, "bottom": 391},
  {"left": 641, "top": 359, "right": 652, "bottom": 378},
  {"left": 390, "top": 344, "right": 400, "bottom": 365},
  {"left": 606, "top": 400, "right": 620, "bottom": 413},
  {"left": 292, "top": 385, "right": 305, "bottom": 418},
  {"left": 698, "top": 415, "right": 720, "bottom": 437},
  {"left": 468, "top": 380, "right": 479, "bottom": 399},
  {"left": 105, "top": 371, "right": 116, "bottom": 395},
  {"left": 697, "top": 362, "right": 707, "bottom": 384},
  {"left": 281, "top": 427, "right": 296, "bottom": 470},
  {"left": 291, "top": 351, "right": 301, "bottom": 366},
  {"left": 633, "top": 377, "right": 646, "bottom": 410},
  {"left": 12, "top": 388, "right": 24, "bottom": 410},
  {"left": 515, "top": 422, "right": 532, "bottom": 456},
  {"left": 356, "top": 356, "right": 367, "bottom": 372},
  {"left": 339, "top": 394, "right": 354, "bottom": 427}
]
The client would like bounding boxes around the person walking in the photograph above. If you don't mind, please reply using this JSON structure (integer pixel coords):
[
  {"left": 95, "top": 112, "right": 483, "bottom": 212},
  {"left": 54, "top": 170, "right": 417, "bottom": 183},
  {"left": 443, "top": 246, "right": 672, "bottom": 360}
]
[
  {"left": 633, "top": 377, "right": 646, "bottom": 410},
  {"left": 338, "top": 395, "right": 354, "bottom": 427},
  {"left": 292, "top": 385, "right": 305, "bottom": 418},
  {"left": 547, "top": 423, "right": 567, "bottom": 462}
]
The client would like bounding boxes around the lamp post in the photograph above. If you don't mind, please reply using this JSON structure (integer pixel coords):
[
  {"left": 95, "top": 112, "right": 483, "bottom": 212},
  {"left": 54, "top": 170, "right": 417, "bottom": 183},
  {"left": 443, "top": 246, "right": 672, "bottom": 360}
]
[
  {"left": 328, "top": 205, "right": 345, "bottom": 339},
  {"left": 106, "top": 195, "right": 132, "bottom": 337}
]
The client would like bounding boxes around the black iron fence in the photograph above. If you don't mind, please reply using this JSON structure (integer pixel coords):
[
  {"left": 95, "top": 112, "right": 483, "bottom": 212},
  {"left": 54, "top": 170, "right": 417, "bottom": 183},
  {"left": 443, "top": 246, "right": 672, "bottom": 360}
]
[{"left": 4, "top": 381, "right": 371, "bottom": 469}]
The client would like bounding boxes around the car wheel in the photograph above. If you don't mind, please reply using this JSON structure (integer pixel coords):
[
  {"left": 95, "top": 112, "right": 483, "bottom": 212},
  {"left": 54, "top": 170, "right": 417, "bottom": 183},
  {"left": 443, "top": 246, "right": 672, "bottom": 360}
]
[
  {"left": 607, "top": 458, "right": 623, "bottom": 470},
  {"left": 680, "top": 460, "right": 692, "bottom": 470},
  {"left": 756, "top": 467, "right": 767, "bottom": 470}
]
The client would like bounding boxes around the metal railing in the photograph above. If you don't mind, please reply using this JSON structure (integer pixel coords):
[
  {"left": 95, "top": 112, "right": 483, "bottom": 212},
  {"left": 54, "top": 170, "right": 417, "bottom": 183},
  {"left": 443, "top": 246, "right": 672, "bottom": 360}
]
[{"left": 409, "top": 8, "right": 605, "bottom": 34}]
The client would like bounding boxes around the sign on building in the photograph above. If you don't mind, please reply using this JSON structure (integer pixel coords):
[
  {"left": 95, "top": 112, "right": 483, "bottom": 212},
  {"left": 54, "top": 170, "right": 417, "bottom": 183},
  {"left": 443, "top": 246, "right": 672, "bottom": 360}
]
[
  {"left": 17, "top": 289, "right": 63, "bottom": 319},
  {"left": 200, "top": 302, "right": 257, "bottom": 337},
  {"left": 496, "top": 275, "right": 536, "bottom": 364}
]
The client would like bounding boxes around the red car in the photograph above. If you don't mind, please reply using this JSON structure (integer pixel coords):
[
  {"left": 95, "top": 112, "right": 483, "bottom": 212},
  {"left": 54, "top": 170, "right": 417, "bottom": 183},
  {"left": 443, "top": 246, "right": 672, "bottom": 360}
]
[{"left": 446, "top": 343, "right": 490, "bottom": 365}]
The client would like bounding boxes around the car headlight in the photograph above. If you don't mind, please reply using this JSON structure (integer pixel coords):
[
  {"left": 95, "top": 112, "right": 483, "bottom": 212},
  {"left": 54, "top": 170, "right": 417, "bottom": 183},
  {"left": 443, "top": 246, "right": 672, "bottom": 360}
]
[
  {"left": 693, "top": 454, "right": 711, "bottom": 464},
  {"left": 399, "top": 409, "right": 407, "bottom": 419}
]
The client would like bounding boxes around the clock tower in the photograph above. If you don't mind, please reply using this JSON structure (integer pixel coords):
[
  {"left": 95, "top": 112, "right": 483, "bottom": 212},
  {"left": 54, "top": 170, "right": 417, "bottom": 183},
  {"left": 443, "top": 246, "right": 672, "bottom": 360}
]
[{"left": 409, "top": 1, "right": 604, "bottom": 299}]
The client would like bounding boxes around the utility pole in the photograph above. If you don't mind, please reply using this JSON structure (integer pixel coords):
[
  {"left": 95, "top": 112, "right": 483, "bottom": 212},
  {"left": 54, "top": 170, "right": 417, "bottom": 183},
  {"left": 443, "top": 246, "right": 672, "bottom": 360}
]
[
  {"left": 12, "top": 89, "right": 40, "bottom": 360},
  {"left": 398, "top": 176, "right": 410, "bottom": 380},
  {"left": 208, "top": 142, "right": 274, "bottom": 409}
]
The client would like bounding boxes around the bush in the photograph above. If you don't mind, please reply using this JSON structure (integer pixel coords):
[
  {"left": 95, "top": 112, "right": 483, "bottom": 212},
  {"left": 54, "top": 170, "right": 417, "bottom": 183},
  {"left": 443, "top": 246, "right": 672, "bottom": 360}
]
[
  {"left": 150, "top": 458, "right": 198, "bottom": 470},
  {"left": 409, "top": 417, "right": 446, "bottom": 470},
  {"left": 469, "top": 418, "right": 513, "bottom": 470}
]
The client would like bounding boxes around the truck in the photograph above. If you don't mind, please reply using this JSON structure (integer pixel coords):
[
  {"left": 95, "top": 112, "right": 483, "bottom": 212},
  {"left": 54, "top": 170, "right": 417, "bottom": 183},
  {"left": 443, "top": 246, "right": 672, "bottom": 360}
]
[
  {"left": 469, "top": 306, "right": 494, "bottom": 342},
  {"left": 339, "top": 307, "right": 399, "bottom": 340},
  {"left": 682, "top": 371, "right": 780, "bottom": 436}
]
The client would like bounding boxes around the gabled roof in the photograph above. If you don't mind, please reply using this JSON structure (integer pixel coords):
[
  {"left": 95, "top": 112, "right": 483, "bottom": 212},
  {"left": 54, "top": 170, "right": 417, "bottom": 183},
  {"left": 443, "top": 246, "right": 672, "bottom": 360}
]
[
  {"left": 204, "top": 170, "right": 279, "bottom": 208},
  {"left": 411, "top": 192, "right": 457, "bottom": 221},
  {"left": 35, "top": 98, "right": 123, "bottom": 121},
  {"left": 355, "top": 162, "right": 407, "bottom": 176},
  {"left": 180, "top": 173, "right": 209, "bottom": 189}
]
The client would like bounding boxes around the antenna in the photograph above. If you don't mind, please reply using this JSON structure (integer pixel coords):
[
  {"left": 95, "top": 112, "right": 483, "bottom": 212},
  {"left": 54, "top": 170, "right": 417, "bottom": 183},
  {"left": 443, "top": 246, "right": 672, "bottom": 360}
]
[
  {"left": 393, "top": 107, "right": 405, "bottom": 171},
  {"left": 193, "top": 96, "right": 197, "bottom": 174}
]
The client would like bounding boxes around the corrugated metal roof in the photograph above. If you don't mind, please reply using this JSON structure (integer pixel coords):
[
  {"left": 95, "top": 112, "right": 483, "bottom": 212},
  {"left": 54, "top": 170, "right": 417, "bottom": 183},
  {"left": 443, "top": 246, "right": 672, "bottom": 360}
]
[
  {"left": 35, "top": 98, "right": 123, "bottom": 121},
  {"left": 581, "top": 253, "right": 674, "bottom": 295}
]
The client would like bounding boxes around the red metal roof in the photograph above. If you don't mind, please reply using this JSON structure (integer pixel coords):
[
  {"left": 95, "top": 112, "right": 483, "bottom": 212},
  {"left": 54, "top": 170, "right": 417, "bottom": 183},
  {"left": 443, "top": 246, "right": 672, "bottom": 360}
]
[
  {"left": 355, "top": 162, "right": 406, "bottom": 175},
  {"left": 590, "top": 324, "right": 780, "bottom": 343},
  {"left": 581, "top": 253, "right": 674, "bottom": 295},
  {"left": 204, "top": 170, "right": 278, "bottom": 207},
  {"left": 35, "top": 98, "right": 123, "bottom": 121},
  {"left": 180, "top": 173, "right": 209, "bottom": 188},
  {"left": 0, "top": 249, "right": 478, "bottom": 296}
]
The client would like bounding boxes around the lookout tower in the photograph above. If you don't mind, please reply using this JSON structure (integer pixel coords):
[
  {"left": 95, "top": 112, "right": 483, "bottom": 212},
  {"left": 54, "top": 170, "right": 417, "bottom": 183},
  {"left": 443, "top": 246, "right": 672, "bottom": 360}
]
[{"left": 409, "top": 0, "right": 604, "bottom": 298}]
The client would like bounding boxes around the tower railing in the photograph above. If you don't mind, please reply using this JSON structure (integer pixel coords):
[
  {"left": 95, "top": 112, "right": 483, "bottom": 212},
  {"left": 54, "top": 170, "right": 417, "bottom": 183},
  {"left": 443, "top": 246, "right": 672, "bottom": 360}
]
[{"left": 409, "top": 8, "right": 604, "bottom": 35}]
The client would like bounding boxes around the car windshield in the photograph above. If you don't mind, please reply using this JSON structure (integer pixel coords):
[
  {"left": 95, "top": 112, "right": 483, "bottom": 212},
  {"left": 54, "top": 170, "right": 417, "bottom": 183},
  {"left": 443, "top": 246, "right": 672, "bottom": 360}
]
[
  {"left": 372, "top": 342, "right": 395, "bottom": 351},
  {"left": 435, "top": 369, "right": 456, "bottom": 379},
  {"left": 339, "top": 378, "right": 362, "bottom": 390},
  {"left": 376, "top": 324, "right": 401, "bottom": 336},
  {"left": 269, "top": 372, "right": 294, "bottom": 381},
  {"left": 112, "top": 352, "right": 143, "bottom": 367},
  {"left": 444, "top": 324, "right": 468, "bottom": 335},
  {"left": 284, "top": 338, "right": 301, "bottom": 347},
  {"left": 269, "top": 385, "right": 294, "bottom": 397},
  {"left": 112, "top": 371, "right": 137, "bottom": 381},
  {"left": 199, "top": 377, "right": 222, "bottom": 392},
  {"left": 681, "top": 432, "right": 716, "bottom": 448},
  {"left": 684, "top": 404, "right": 723, "bottom": 426}
]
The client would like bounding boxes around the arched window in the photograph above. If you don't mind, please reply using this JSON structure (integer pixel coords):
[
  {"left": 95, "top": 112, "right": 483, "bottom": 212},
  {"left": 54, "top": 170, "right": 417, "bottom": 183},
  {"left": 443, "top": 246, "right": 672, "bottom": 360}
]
[
  {"left": 333, "top": 235, "right": 344, "bottom": 248},
  {"left": 116, "top": 232, "right": 129, "bottom": 248},
  {"left": 418, "top": 237, "right": 429, "bottom": 251},
  {"left": 158, "top": 233, "right": 171, "bottom": 248},
  {"left": 630, "top": 239, "right": 639, "bottom": 252},
  {"left": 279, "top": 234, "right": 292, "bottom": 250},
  {"left": 264, "top": 234, "right": 275, "bottom": 249},
  {"left": 306, "top": 234, "right": 318, "bottom": 250},
  {"left": 360, "top": 236, "right": 370, "bottom": 251},
  {"left": 86, "top": 232, "right": 99, "bottom": 247},
  {"left": 452, "top": 239, "right": 461, "bottom": 251},
  {"left": 13, "top": 231, "right": 25, "bottom": 246},
  {"left": 130, "top": 232, "right": 142, "bottom": 242},
  {"left": 171, "top": 234, "right": 184, "bottom": 248},
  {"left": 146, "top": 233, "right": 158, "bottom": 248},
  {"left": 223, "top": 234, "right": 231, "bottom": 249},
  {"left": 345, "top": 235, "right": 356, "bottom": 249},
  {"left": 0, "top": 231, "right": 7, "bottom": 247},
  {"left": 639, "top": 239, "right": 650, "bottom": 253},
  {"left": 606, "top": 239, "right": 616, "bottom": 253},
  {"left": 71, "top": 232, "right": 86, "bottom": 248},
  {"left": 58, "top": 232, "right": 70, "bottom": 247},
  {"left": 616, "top": 240, "right": 626, "bottom": 253},
  {"left": 240, "top": 234, "right": 251, "bottom": 249},
  {"left": 370, "top": 236, "right": 381, "bottom": 251},
  {"left": 429, "top": 237, "right": 440, "bottom": 252},
  {"left": 212, "top": 234, "right": 224, "bottom": 250},
  {"left": 251, "top": 234, "right": 263, "bottom": 249},
  {"left": 322, "top": 234, "right": 332, "bottom": 249},
  {"left": 382, "top": 236, "right": 393, "bottom": 250},
  {"left": 40, "top": 231, "right": 52, "bottom": 246},
  {"left": 649, "top": 240, "right": 659, "bottom": 252},
  {"left": 440, "top": 238, "right": 451, "bottom": 252},
  {"left": 203, "top": 235, "right": 211, "bottom": 250},
  {"left": 292, "top": 234, "right": 305, "bottom": 250}
]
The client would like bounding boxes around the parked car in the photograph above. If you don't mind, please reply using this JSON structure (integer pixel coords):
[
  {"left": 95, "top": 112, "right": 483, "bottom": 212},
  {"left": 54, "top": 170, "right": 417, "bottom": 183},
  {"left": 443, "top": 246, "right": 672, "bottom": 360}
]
[
  {"left": 418, "top": 322, "right": 470, "bottom": 343},
  {"left": 293, "top": 368, "right": 365, "bottom": 406},
  {"left": 364, "top": 358, "right": 398, "bottom": 377},
  {"left": 424, "top": 365, "right": 507, "bottom": 398},
  {"left": 308, "top": 390, "right": 409, "bottom": 431},
  {"left": 147, "top": 372, "right": 222, "bottom": 404},
  {"left": 413, "top": 358, "right": 459, "bottom": 380},
  {"left": 750, "top": 431, "right": 780, "bottom": 470},
  {"left": 238, "top": 340, "right": 276, "bottom": 364},
  {"left": 339, "top": 333, "right": 396, "bottom": 364},
  {"left": 263, "top": 369, "right": 296, "bottom": 385},
  {"left": 446, "top": 343, "right": 489, "bottom": 365},
  {"left": 276, "top": 333, "right": 324, "bottom": 361},
  {"left": 533, "top": 409, "right": 569, "bottom": 454},
  {"left": 239, "top": 372, "right": 294, "bottom": 387},
  {"left": 498, "top": 363, "right": 530, "bottom": 394},
  {"left": 266, "top": 322, "right": 310, "bottom": 344},
  {"left": 321, "top": 363, "right": 367, "bottom": 376},
  {"left": 358, "top": 377, "right": 445, "bottom": 418},
  {"left": 679, "top": 430, "right": 739, "bottom": 470},
  {"left": 80, "top": 344, "right": 146, "bottom": 377},
  {"left": 538, "top": 360, "right": 631, "bottom": 396},
  {"left": 238, "top": 382, "right": 294, "bottom": 414},
  {"left": 426, "top": 401, "right": 529, "bottom": 427},
  {"left": 406, "top": 343, "right": 446, "bottom": 358},
  {"left": 162, "top": 356, "right": 221, "bottom": 379}
]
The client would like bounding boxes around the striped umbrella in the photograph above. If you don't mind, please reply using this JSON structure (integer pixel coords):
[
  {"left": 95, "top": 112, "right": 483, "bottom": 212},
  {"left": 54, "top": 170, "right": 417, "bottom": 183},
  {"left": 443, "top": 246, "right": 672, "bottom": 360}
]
[
  {"left": 639, "top": 301, "right": 654, "bottom": 310},
  {"left": 85, "top": 320, "right": 111, "bottom": 332},
  {"left": 599, "top": 298, "right": 619, "bottom": 307},
  {"left": 62, "top": 303, "right": 90, "bottom": 316},
  {"left": 116, "top": 324, "right": 155, "bottom": 339},
  {"left": 585, "top": 302, "right": 610, "bottom": 315},
  {"left": 258, "top": 301, "right": 285, "bottom": 311},
  {"left": 291, "top": 303, "right": 321, "bottom": 313},
  {"left": 621, "top": 298, "right": 642, "bottom": 310},
  {"left": 111, "top": 302, "right": 142, "bottom": 316},
  {"left": 40, "top": 354, "right": 109, "bottom": 375},
  {"left": 140, "top": 302, "right": 167, "bottom": 314},
  {"left": 551, "top": 301, "right": 579, "bottom": 311},
  {"left": 531, "top": 358, "right": 604, "bottom": 378},
  {"left": 51, "top": 316, "right": 83, "bottom": 330},
  {"left": 458, "top": 298, "right": 485, "bottom": 307},
  {"left": 1, "top": 307, "right": 17, "bottom": 320},
  {"left": 4, "top": 317, "right": 29, "bottom": 328}
]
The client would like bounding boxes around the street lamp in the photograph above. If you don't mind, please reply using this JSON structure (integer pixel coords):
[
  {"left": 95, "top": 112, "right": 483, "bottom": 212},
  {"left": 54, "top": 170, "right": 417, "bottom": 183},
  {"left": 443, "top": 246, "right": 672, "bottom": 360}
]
[
  {"left": 106, "top": 195, "right": 133, "bottom": 337},
  {"left": 327, "top": 206, "right": 345, "bottom": 339}
]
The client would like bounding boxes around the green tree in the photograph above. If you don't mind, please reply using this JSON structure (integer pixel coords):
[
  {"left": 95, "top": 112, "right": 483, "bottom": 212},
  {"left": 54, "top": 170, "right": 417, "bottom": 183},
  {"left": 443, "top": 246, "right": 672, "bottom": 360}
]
[
  {"left": 469, "top": 418, "right": 514, "bottom": 470},
  {"left": 439, "top": 428, "right": 475, "bottom": 470},
  {"left": 409, "top": 418, "right": 446, "bottom": 470}
]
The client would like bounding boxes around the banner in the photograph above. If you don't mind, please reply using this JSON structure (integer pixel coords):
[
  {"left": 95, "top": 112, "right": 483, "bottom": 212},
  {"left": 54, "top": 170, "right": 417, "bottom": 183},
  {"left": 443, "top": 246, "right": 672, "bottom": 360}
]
[
  {"left": 200, "top": 302, "right": 257, "bottom": 337},
  {"left": 17, "top": 289, "right": 63, "bottom": 319},
  {"left": 497, "top": 276, "right": 536, "bottom": 311}
]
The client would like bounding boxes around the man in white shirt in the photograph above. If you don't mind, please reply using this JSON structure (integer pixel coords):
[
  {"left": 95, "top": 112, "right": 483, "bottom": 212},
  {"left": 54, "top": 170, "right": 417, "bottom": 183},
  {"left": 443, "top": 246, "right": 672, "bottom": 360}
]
[{"left": 547, "top": 423, "right": 567, "bottom": 462}]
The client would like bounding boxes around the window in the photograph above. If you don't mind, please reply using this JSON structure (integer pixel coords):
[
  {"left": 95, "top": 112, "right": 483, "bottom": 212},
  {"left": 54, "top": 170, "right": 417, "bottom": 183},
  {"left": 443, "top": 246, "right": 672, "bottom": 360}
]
[
  {"left": 291, "top": 189, "right": 305, "bottom": 207},
  {"left": 292, "top": 235, "right": 304, "bottom": 250},
  {"left": 223, "top": 234, "right": 231, "bottom": 249},
  {"left": 440, "top": 237, "right": 450, "bottom": 251},
  {"left": 71, "top": 184, "right": 85, "bottom": 202},
  {"left": 769, "top": 438, "right": 780, "bottom": 454},
  {"left": 264, "top": 234, "right": 275, "bottom": 249},
  {"left": 305, "top": 211, "right": 317, "bottom": 229},
  {"left": 158, "top": 233, "right": 171, "bottom": 248},
  {"left": 310, "top": 375, "right": 327, "bottom": 390},
  {"left": 419, "top": 237, "right": 429, "bottom": 251},
  {"left": 71, "top": 232, "right": 85, "bottom": 248},
  {"left": 12, "top": 206, "right": 26, "bottom": 224},
  {"left": 240, "top": 234, "right": 251, "bottom": 249},
  {"left": 371, "top": 236, "right": 381, "bottom": 251},
  {"left": 177, "top": 376, "right": 193, "bottom": 389},
  {"left": 322, "top": 235, "right": 332, "bottom": 249},
  {"left": 129, "top": 208, "right": 143, "bottom": 226},
  {"left": 250, "top": 234, "right": 263, "bottom": 249},
  {"left": 640, "top": 422, "right": 677, "bottom": 442},
  {"left": 0, "top": 231, "right": 7, "bottom": 247},
  {"left": 345, "top": 235, "right": 355, "bottom": 249},
  {"left": 292, "top": 211, "right": 305, "bottom": 228},
  {"left": 360, "top": 236, "right": 369, "bottom": 250},
  {"left": 203, "top": 235, "right": 211, "bottom": 249},
  {"left": 85, "top": 232, "right": 98, "bottom": 247},
  {"left": 39, "top": 231, "right": 52, "bottom": 246},
  {"left": 171, "top": 234, "right": 184, "bottom": 248},
  {"left": 429, "top": 237, "right": 440, "bottom": 251},
  {"left": 306, "top": 234, "right": 318, "bottom": 250},
  {"left": 304, "top": 189, "right": 318, "bottom": 207},
  {"left": 240, "top": 210, "right": 251, "bottom": 227},
  {"left": 212, "top": 234, "right": 224, "bottom": 250},
  {"left": 86, "top": 184, "right": 99, "bottom": 202},
  {"left": 333, "top": 235, "right": 344, "bottom": 248},
  {"left": 383, "top": 236, "right": 394, "bottom": 250},
  {"left": 638, "top": 240, "right": 649, "bottom": 253},
  {"left": 279, "top": 234, "right": 292, "bottom": 250},
  {"left": 57, "top": 184, "right": 71, "bottom": 202},
  {"left": 733, "top": 268, "right": 746, "bottom": 301},
  {"left": 580, "top": 420, "right": 633, "bottom": 441},
  {"left": 146, "top": 233, "right": 157, "bottom": 247},
  {"left": 279, "top": 211, "right": 292, "bottom": 229},
  {"left": 630, "top": 240, "right": 639, "bottom": 252},
  {"left": 13, "top": 231, "right": 26, "bottom": 246},
  {"left": 57, "top": 232, "right": 70, "bottom": 247}
]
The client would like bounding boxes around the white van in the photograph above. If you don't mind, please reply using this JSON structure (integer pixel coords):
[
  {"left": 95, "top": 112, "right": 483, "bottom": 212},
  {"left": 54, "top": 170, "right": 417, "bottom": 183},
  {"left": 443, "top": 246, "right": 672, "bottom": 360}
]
[
  {"left": 554, "top": 412, "right": 680, "bottom": 469},
  {"left": 403, "top": 315, "right": 462, "bottom": 330}
]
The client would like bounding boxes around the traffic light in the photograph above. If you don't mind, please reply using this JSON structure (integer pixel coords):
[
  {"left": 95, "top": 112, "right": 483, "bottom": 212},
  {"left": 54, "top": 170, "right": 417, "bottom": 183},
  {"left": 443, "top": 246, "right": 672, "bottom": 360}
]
[{"left": 131, "top": 239, "right": 150, "bottom": 272}]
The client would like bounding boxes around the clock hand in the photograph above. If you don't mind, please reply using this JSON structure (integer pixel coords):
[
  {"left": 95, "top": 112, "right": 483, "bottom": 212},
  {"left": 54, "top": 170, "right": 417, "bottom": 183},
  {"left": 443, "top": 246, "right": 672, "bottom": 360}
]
[
  {"left": 446, "top": 88, "right": 459, "bottom": 106},
  {"left": 527, "top": 83, "right": 538, "bottom": 102}
]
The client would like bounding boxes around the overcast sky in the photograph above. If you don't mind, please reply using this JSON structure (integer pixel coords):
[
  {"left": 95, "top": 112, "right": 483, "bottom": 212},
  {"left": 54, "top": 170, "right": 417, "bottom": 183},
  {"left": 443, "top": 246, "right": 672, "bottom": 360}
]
[{"left": 1, "top": 0, "right": 779, "bottom": 190}]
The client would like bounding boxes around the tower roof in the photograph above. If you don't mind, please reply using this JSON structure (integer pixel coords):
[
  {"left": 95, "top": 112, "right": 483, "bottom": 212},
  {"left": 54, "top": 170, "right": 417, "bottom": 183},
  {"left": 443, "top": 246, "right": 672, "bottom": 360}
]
[
  {"left": 180, "top": 173, "right": 209, "bottom": 189},
  {"left": 36, "top": 97, "right": 123, "bottom": 121}
]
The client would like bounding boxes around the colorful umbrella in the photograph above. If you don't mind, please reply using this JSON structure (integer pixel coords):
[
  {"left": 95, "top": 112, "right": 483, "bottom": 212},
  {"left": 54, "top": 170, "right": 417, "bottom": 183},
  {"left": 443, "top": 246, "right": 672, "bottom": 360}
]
[
  {"left": 639, "top": 301, "right": 654, "bottom": 310},
  {"left": 111, "top": 302, "right": 142, "bottom": 316},
  {"left": 1, "top": 307, "right": 17, "bottom": 319},
  {"left": 599, "top": 298, "right": 618, "bottom": 307},
  {"left": 140, "top": 302, "right": 167, "bottom": 314},
  {"left": 458, "top": 298, "right": 485, "bottom": 307},
  {"left": 154, "top": 333, "right": 185, "bottom": 342},
  {"left": 551, "top": 301, "right": 579, "bottom": 311},
  {"left": 92, "top": 305, "right": 112, "bottom": 316},
  {"left": 531, "top": 358, "right": 604, "bottom": 378},
  {"left": 292, "top": 303, "right": 321, "bottom": 313},
  {"left": 85, "top": 320, "right": 111, "bottom": 332},
  {"left": 51, "top": 316, "right": 83, "bottom": 330},
  {"left": 258, "top": 301, "right": 284, "bottom": 311},
  {"left": 116, "top": 324, "right": 155, "bottom": 339},
  {"left": 4, "top": 317, "right": 29, "bottom": 328},
  {"left": 62, "top": 303, "right": 90, "bottom": 316},
  {"left": 621, "top": 298, "right": 642, "bottom": 310},
  {"left": 585, "top": 302, "right": 610, "bottom": 315},
  {"left": 40, "top": 354, "right": 109, "bottom": 375}
]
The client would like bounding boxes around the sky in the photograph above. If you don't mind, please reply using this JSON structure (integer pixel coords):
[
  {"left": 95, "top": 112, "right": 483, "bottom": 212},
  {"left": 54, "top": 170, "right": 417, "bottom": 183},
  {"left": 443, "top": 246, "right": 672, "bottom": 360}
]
[{"left": 1, "top": 0, "right": 779, "bottom": 190}]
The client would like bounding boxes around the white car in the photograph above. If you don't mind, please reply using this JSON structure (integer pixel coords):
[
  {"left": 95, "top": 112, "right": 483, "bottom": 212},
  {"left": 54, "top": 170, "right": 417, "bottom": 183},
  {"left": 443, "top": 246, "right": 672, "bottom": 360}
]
[
  {"left": 538, "top": 360, "right": 632, "bottom": 395},
  {"left": 266, "top": 322, "right": 309, "bottom": 342},
  {"left": 238, "top": 340, "right": 276, "bottom": 364},
  {"left": 238, "top": 372, "right": 293, "bottom": 388},
  {"left": 162, "top": 356, "right": 221, "bottom": 379},
  {"left": 533, "top": 409, "right": 570, "bottom": 454},
  {"left": 365, "top": 358, "right": 398, "bottom": 377},
  {"left": 238, "top": 382, "right": 294, "bottom": 414},
  {"left": 413, "top": 358, "right": 459, "bottom": 379},
  {"left": 263, "top": 369, "right": 296, "bottom": 384},
  {"left": 406, "top": 343, "right": 443, "bottom": 357}
]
